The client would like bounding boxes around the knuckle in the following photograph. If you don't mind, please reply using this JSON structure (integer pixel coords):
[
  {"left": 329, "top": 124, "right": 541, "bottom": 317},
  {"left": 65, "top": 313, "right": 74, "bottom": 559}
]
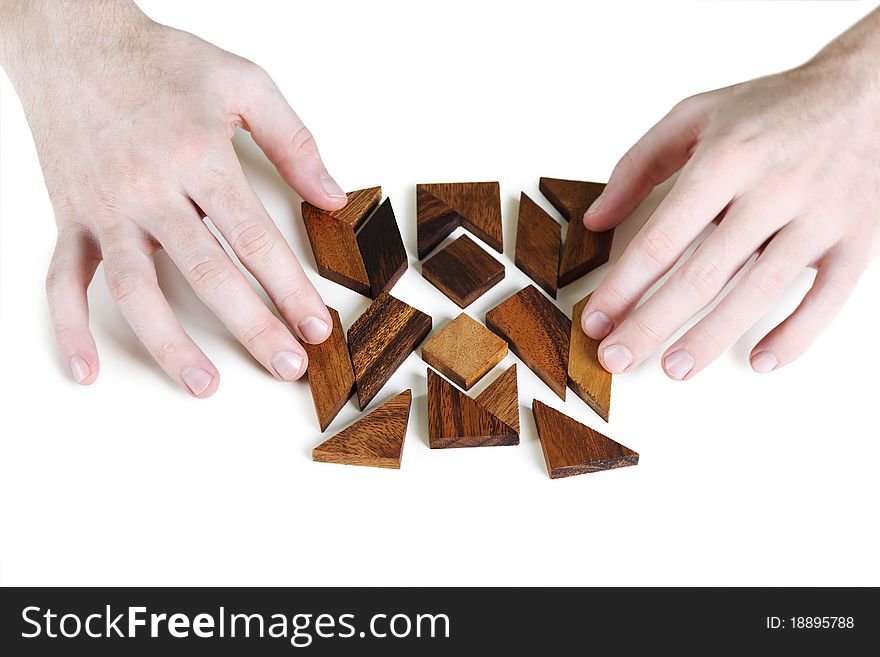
[
  {"left": 691, "top": 321, "right": 724, "bottom": 352},
  {"left": 274, "top": 281, "right": 310, "bottom": 312},
  {"left": 744, "top": 261, "right": 788, "bottom": 300},
  {"left": 677, "top": 258, "right": 724, "bottom": 298},
  {"left": 106, "top": 269, "right": 147, "bottom": 305},
  {"left": 636, "top": 225, "right": 677, "bottom": 267},
  {"left": 154, "top": 340, "right": 178, "bottom": 363},
  {"left": 241, "top": 317, "right": 275, "bottom": 348},
  {"left": 290, "top": 125, "right": 318, "bottom": 157},
  {"left": 601, "top": 281, "right": 636, "bottom": 309},
  {"left": 185, "top": 256, "right": 233, "bottom": 296},
  {"left": 632, "top": 316, "right": 665, "bottom": 344},
  {"left": 231, "top": 223, "right": 276, "bottom": 263}
]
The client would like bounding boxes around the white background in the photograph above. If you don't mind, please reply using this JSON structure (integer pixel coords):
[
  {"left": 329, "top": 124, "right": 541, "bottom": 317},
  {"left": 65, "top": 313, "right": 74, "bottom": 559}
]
[{"left": 1, "top": 0, "right": 878, "bottom": 586}]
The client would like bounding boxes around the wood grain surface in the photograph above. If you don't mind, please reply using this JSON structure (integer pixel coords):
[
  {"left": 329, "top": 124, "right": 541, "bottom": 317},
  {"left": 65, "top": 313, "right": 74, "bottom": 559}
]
[
  {"left": 303, "top": 307, "right": 356, "bottom": 432},
  {"left": 325, "top": 186, "right": 383, "bottom": 229},
  {"left": 474, "top": 364, "right": 519, "bottom": 434},
  {"left": 515, "top": 192, "right": 561, "bottom": 299},
  {"left": 532, "top": 400, "right": 638, "bottom": 479},
  {"left": 427, "top": 369, "right": 518, "bottom": 448},
  {"left": 357, "top": 197, "right": 407, "bottom": 298},
  {"left": 485, "top": 285, "right": 571, "bottom": 399},
  {"left": 348, "top": 293, "right": 432, "bottom": 410},
  {"left": 422, "top": 313, "right": 507, "bottom": 390},
  {"left": 568, "top": 294, "right": 612, "bottom": 422},
  {"left": 421, "top": 234, "right": 505, "bottom": 308},
  {"left": 538, "top": 177, "right": 613, "bottom": 287},
  {"left": 312, "top": 389, "right": 412, "bottom": 469},
  {"left": 416, "top": 182, "right": 503, "bottom": 258}
]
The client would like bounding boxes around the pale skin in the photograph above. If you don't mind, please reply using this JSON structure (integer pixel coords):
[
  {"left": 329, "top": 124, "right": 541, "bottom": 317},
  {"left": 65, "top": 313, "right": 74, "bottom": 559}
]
[
  {"left": 581, "top": 9, "right": 880, "bottom": 379},
  {"left": 2, "top": 3, "right": 878, "bottom": 397}
]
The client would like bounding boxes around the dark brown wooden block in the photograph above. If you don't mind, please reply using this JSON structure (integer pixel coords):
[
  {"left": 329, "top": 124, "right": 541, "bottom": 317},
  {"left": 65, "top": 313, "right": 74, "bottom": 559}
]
[
  {"left": 312, "top": 390, "right": 412, "bottom": 469},
  {"left": 301, "top": 187, "right": 381, "bottom": 296},
  {"left": 348, "top": 293, "right": 432, "bottom": 410},
  {"left": 515, "top": 192, "right": 561, "bottom": 299},
  {"left": 416, "top": 182, "right": 503, "bottom": 259},
  {"left": 357, "top": 197, "right": 407, "bottom": 298},
  {"left": 303, "top": 307, "right": 356, "bottom": 431},
  {"left": 421, "top": 313, "right": 507, "bottom": 390},
  {"left": 532, "top": 400, "right": 638, "bottom": 479},
  {"left": 539, "top": 177, "right": 613, "bottom": 287},
  {"left": 568, "top": 294, "right": 612, "bottom": 422},
  {"left": 474, "top": 364, "right": 519, "bottom": 434},
  {"left": 427, "top": 369, "right": 518, "bottom": 448},
  {"left": 485, "top": 285, "right": 571, "bottom": 400},
  {"left": 421, "top": 235, "right": 505, "bottom": 308}
]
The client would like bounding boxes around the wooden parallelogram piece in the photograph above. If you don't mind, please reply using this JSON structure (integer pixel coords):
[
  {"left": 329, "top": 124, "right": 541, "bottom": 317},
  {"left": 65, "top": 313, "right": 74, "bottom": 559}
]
[
  {"left": 538, "top": 177, "right": 613, "bottom": 288},
  {"left": 416, "top": 182, "right": 503, "bottom": 259},
  {"left": 421, "top": 313, "right": 508, "bottom": 391},
  {"left": 427, "top": 368, "right": 518, "bottom": 448},
  {"left": 348, "top": 292, "right": 432, "bottom": 410},
  {"left": 421, "top": 234, "right": 505, "bottom": 308},
  {"left": 515, "top": 192, "right": 561, "bottom": 299},
  {"left": 532, "top": 400, "right": 638, "bottom": 479},
  {"left": 357, "top": 197, "right": 408, "bottom": 299},
  {"left": 485, "top": 285, "right": 571, "bottom": 400},
  {"left": 568, "top": 294, "right": 612, "bottom": 422},
  {"left": 303, "top": 307, "right": 356, "bottom": 432},
  {"left": 312, "top": 390, "right": 412, "bottom": 469}
]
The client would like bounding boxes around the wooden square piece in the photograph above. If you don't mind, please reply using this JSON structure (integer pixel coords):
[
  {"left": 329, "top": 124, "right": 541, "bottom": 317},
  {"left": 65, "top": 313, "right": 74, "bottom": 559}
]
[
  {"left": 421, "top": 235, "right": 505, "bottom": 308},
  {"left": 422, "top": 313, "right": 508, "bottom": 390}
]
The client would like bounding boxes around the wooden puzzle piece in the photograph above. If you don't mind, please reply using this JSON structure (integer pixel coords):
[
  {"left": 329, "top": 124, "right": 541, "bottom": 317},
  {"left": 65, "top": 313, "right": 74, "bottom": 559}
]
[
  {"left": 532, "top": 400, "right": 638, "bottom": 479},
  {"left": 312, "top": 390, "right": 412, "bottom": 469},
  {"left": 348, "top": 292, "right": 432, "bottom": 410},
  {"left": 485, "top": 285, "right": 571, "bottom": 400},
  {"left": 515, "top": 192, "right": 561, "bottom": 299},
  {"left": 421, "top": 313, "right": 507, "bottom": 390},
  {"left": 538, "top": 177, "right": 613, "bottom": 287},
  {"left": 357, "top": 197, "right": 407, "bottom": 298},
  {"left": 427, "top": 369, "right": 518, "bottom": 448},
  {"left": 302, "top": 196, "right": 371, "bottom": 296},
  {"left": 421, "top": 234, "right": 505, "bottom": 308},
  {"left": 303, "top": 307, "right": 356, "bottom": 432},
  {"left": 568, "top": 294, "right": 612, "bottom": 422},
  {"left": 416, "top": 182, "right": 503, "bottom": 259},
  {"left": 474, "top": 364, "right": 519, "bottom": 434}
]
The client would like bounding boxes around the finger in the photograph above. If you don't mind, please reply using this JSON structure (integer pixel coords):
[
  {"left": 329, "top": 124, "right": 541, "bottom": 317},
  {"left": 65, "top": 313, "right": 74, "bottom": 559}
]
[
  {"left": 658, "top": 221, "right": 819, "bottom": 380},
  {"left": 186, "top": 150, "right": 333, "bottom": 344},
  {"left": 101, "top": 238, "right": 220, "bottom": 398},
  {"left": 153, "top": 207, "right": 310, "bottom": 382},
  {"left": 583, "top": 93, "right": 714, "bottom": 232},
  {"left": 581, "top": 145, "right": 739, "bottom": 341},
  {"left": 46, "top": 225, "right": 102, "bottom": 385},
  {"left": 749, "top": 247, "right": 865, "bottom": 373},
  {"left": 238, "top": 65, "right": 347, "bottom": 211},
  {"left": 592, "top": 195, "right": 788, "bottom": 375}
]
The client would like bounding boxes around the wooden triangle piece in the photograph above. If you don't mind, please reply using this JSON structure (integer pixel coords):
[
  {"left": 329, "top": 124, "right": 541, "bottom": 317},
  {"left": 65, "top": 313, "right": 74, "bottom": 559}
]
[
  {"left": 515, "top": 192, "right": 561, "bottom": 299},
  {"left": 313, "top": 390, "right": 412, "bottom": 469},
  {"left": 538, "top": 178, "right": 613, "bottom": 288},
  {"left": 416, "top": 182, "right": 502, "bottom": 258},
  {"left": 303, "top": 307, "right": 356, "bottom": 431},
  {"left": 475, "top": 364, "right": 519, "bottom": 434},
  {"left": 532, "top": 400, "right": 637, "bottom": 479},
  {"left": 427, "top": 369, "right": 518, "bottom": 448},
  {"left": 568, "top": 294, "right": 612, "bottom": 422}
]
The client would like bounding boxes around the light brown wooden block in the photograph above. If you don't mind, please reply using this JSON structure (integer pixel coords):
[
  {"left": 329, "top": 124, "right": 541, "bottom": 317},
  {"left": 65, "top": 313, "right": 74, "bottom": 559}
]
[
  {"left": 515, "top": 192, "right": 561, "bottom": 299},
  {"left": 312, "top": 390, "right": 412, "bottom": 469},
  {"left": 474, "top": 364, "right": 519, "bottom": 434},
  {"left": 427, "top": 369, "right": 518, "bottom": 448},
  {"left": 532, "top": 400, "right": 638, "bottom": 479},
  {"left": 485, "top": 285, "right": 571, "bottom": 400},
  {"left": 538, "top": 178, "right": 613, "bottom": 287},
  {"left": 568, "top": 294, "right": 612, "bottom": 422},
  {"left": 303, "top": 307, "right": 355, "bottom": 432},
  {"left": 421, "top": 313, "right": 507, "bottom": 390},
  {"left": 416, "top": 182, "right": 503, "bottom": 258},
  {"left": 348, "top": 293, "right": 432, "bottom": 410}
]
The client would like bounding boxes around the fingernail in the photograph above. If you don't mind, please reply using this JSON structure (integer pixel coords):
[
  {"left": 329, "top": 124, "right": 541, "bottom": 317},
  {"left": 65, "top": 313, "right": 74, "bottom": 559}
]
[
  {"left": 585, "top": 189, "right": 606, "bottom": 216},
  {"left": 320, "top": 173, "right": 346, "bottom": 200},
  {"left": 272, "top": 351, "right": 304, "bottom": 381},
  {"left": 663, "top": 350, "right": 695, "bottom": 380},
  {"left": 602, "top": 344, "right": 633, "bottom": 373},
  {"left": 69, "top": 355, "right": 90, "bottom": 383},
  {"left": 298, "top": 316, "right": 331, "bottom": 344},
  {"left": 583, "top": 311, "right": 613, "bottom": 339},
  {"left": 751, "top": 351, "right": 778, "bottom": 373},
  {"left": 182, "top": 366, "right": 213, "bottom": 396}
]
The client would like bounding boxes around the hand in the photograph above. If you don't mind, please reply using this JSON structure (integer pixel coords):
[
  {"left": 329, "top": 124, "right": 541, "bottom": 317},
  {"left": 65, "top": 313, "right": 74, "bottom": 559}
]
[
  {"left": 580, "top": 12, "right": 880, "bottom": 380},
  {"left": 1, "top": 1, "right": 346, "bottom": 396}
]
